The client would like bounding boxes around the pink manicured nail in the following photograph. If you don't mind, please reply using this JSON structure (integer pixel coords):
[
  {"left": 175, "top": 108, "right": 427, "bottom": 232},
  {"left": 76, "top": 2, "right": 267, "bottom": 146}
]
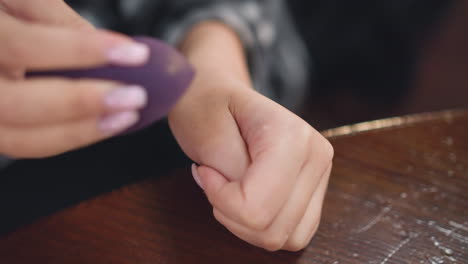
[
  {"left": 99, "top": 111, "right": 139, "bottom": 134},
  {"left": 107, "top": 42, "right": 150, "bottom": 65},
  {"left": 105, "top": 85, "right": 147, "bottom": 112},
  {"left": 191, "top": 163, "right": 204, "bottom": 189}
]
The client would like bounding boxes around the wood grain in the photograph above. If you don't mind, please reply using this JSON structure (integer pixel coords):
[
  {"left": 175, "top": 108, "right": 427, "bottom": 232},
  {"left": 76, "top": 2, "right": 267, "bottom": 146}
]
[{"left": 0, "top": 109, "right": 467, "bottom": 264}]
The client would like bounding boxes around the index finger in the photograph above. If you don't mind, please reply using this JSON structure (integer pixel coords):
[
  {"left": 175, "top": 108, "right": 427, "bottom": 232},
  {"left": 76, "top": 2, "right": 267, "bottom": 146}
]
[
  {"left": 1, "top": 0, "right": 93, "bottom": 29},
  {"left": 0, "top": 13, "right": 149, "bottom": 70}
]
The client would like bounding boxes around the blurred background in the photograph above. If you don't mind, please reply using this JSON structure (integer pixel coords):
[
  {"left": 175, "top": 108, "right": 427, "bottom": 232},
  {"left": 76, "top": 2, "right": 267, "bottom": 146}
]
[{"left": 289, "top": 0, "right": 468, "bottom": 130}]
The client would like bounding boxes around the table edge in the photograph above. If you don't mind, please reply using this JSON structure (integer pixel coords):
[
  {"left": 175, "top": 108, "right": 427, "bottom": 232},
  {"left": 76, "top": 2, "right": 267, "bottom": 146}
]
[{"left": 321, "top": 108, "right": 468, "bottom": 139}]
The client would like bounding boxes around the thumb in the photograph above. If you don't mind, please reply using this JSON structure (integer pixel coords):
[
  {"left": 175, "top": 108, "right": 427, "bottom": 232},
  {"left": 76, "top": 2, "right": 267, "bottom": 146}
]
[
  {"left": 1, "top": 0, "right": 93, "bottom": 29},
  {"left": 191, "top": 164, "right": 229, "bottom": 195},
  {"left": 169, "top": 96, "right": 250, "bottom": 182}
]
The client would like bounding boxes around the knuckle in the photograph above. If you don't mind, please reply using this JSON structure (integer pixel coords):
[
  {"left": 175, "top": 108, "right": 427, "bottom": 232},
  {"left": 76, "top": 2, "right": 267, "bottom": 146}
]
[
  {"left": 299, "top": 123, "right": 313, "bottom": 139},
  {"left": 243, "top": 206, "right": 274, "bottom": 231},
  {"left": 307, "top": 221, "right": 321, "bottom": 243},
  {"left": 260, "top": 231, "right": 288, "bottom": 252},
  {"left": 308, "top": 219, "right": 321, "bottom": 240},
  {"left": 303, "top": 127, "right": 334, "bottom": 166},
  {"left": 295, "top": 124, "right": 313, "bottom": 151},
  {"left": 72, "top": 42, "right": 89, "bottom": 59},
  {"left": 287, "top": 236, "right": 311, "bottom": 252},
  {"left": 212, "top": 208, "right": 224, "bottom": 224},
  {"left": 310, "top": 221, "right": 320, "bottom": 238},
  {"left": 71, "top": 36, "right": 100, "bottom": 61},
  {"left": 70, "top": 81, "right": 103, "bottom": 114},
  {"left": 287, "top": 119, "right": 310, "bottom": 140},
  {"left": 292, "top": 227, "right": 318, "bottom": 251},
  {"left": 312, "top": 135, "right": 334, "bottom": 163},
  {"left": 287, "top": 223, "right": 320, "bottom": 252},
  {"left": 322, "top": 139, "right": 335, "bottom": 162},
  {"left": 4, "top": 38, "right": 28, "bottom": 66}
]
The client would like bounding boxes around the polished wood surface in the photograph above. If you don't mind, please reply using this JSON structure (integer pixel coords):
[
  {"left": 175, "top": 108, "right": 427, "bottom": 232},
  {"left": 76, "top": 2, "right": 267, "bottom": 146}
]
[{"left": 0, "top": 109, "right": 467, "bottom": 263}]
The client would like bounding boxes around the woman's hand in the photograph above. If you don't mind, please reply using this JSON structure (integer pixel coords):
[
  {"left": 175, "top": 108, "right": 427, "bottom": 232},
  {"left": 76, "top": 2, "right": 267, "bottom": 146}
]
[
  {"left": 169, "top": 22, "right": 333, "bottom": 251},
  {"left": 0, "top": 0, "right": 149, "bottom": 158}
]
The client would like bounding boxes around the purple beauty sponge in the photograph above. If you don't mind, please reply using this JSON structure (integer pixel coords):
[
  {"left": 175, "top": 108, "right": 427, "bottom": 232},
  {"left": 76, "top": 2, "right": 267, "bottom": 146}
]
[{"left": 27, "top": 36, "right": 195, "bottom": 133}]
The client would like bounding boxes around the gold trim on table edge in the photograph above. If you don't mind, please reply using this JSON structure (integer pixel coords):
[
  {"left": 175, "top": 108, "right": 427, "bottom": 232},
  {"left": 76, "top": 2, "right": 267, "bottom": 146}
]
[{"left": 321, "top": 108, "right": 468, "bottom": 139}]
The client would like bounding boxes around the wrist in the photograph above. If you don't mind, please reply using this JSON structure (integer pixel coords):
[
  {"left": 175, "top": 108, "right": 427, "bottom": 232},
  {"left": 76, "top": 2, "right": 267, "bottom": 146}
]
[
  {"left": 169, "top": 21, "right": 255, "bottom": 121},
  {"left": 179, "top": 21, "right": 252, "bottom": 85}
]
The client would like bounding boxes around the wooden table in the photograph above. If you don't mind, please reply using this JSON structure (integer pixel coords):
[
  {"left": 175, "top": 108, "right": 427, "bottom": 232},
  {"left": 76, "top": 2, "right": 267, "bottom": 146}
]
[{"left": 0, "top": 110, "right": 467, "bottom": 264}]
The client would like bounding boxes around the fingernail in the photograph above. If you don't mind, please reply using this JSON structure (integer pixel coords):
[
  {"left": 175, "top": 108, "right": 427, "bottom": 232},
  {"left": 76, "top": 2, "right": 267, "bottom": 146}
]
[
  {"left": 107, "top": 42, "right": 150, "bottom": 65},
  {"left": 105, "top": 85, "right": 147, "bottom": 112},
  {"left": 99, "top": 111, "right": 139, "bottom": 134},
  {"left": 191, "top": 163, "right": 204, "bottom": 189}
]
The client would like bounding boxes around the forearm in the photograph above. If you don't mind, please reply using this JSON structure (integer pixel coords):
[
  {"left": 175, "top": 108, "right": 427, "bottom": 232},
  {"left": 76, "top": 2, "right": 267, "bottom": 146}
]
[
  {"left": 168, "top": 21, "right": 255, "bottom": 169},
  {"left": 179, "top": 21, "right": 252, "bottom": 86}
]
